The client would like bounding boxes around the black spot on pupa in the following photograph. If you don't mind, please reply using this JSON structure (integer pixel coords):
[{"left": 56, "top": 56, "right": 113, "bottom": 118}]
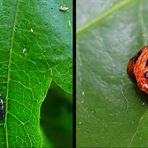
[{"left": 144, "top": 71, "right": 148, "bottom": 79}]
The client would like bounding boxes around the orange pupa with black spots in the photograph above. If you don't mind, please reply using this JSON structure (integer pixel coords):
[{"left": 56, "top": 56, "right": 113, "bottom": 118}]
[{"left": 127, "top": 46, "right": 148, "bottom": 94}]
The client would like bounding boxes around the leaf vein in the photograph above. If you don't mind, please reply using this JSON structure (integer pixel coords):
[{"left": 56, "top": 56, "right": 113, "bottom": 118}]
[
  {"left": 5, "top": 0, "right": 20, "bottom": 147},
  {"left": 77, "top": 0, "right": 135, "bottom": 35}
]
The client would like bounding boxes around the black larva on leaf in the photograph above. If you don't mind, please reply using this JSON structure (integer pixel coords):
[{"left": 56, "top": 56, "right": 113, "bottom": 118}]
[{"left": 0, "top": 94, "right": 4, "bottom": 120}]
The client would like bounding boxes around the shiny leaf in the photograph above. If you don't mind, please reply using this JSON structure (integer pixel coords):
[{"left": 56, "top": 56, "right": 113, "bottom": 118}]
[
  {"left": 0, "top": 0, "right": 72, "bottom": 147},
  {"left": 77, "top": 0, "right": 148, "bottom": 147}
]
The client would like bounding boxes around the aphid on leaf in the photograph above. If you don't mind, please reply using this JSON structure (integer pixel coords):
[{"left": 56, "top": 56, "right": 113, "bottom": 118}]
[
  {"left": 127, "top": 45, "right": 148, "bottom": 94},
  {"left": 59, "top": 5, "right": 69, "bottom": 12},
  {"left": 0, "top": 94, "right": 4, "bottom": 120}
]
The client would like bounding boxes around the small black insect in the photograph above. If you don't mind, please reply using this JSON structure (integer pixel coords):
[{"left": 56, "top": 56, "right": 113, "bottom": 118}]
[{"left": 0, "top": 94, "right": 4, "bottom": 120}]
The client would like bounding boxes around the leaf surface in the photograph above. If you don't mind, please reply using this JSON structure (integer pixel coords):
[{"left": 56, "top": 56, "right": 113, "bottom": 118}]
[
  {"left": 0, "top": 0, "right": 72, "bottom": 147},
  {"left": 77, "top": 0, "right": 148, "bottom": 147}
]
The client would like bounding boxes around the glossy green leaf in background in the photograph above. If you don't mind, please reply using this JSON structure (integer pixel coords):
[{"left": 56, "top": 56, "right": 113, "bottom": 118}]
[
  {"left": 0, "top": 0, "right": 72, "bottom": 147},
  {"left": 41, "top": 82, "right": 72, "bottom": 148},
  {"left": 77, "top": 0, "right": 148, "bottom": 147}
]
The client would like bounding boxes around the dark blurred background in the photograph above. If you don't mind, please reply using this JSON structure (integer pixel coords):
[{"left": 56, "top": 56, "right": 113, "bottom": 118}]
[{"left": 41, "top": 81, "right": 72, "bottom": 148}]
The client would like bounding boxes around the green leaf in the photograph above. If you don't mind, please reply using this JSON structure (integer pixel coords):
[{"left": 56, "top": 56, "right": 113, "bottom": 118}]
[
  {"left": 77, "top": 0, "right": 122, "bottom": 28},
  {"left": 41, "top": 128, "right": 53, "bottom": 148},
  {"left": 0, "top": 0, "right": 72, "bottom": 147},
  {"left": 41, "top": 82, "right": 72, "bottom": 148},
  {"left": 77, "top": 0, "right": 148, "bottom": 147}
]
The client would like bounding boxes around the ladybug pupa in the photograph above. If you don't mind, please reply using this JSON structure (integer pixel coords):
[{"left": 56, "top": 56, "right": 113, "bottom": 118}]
[{"left": 127, "top": 45, "right": 148, "bottom": 94}]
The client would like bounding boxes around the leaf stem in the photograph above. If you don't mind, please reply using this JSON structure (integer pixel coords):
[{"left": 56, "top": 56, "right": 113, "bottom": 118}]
[{"left": 5, "top": 0, "right": 20, "bottom": 147}]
